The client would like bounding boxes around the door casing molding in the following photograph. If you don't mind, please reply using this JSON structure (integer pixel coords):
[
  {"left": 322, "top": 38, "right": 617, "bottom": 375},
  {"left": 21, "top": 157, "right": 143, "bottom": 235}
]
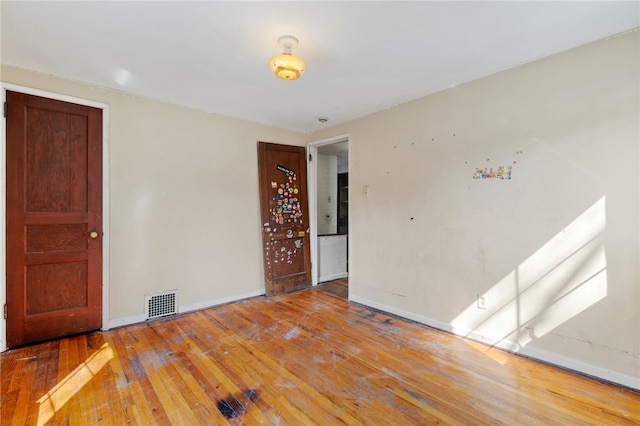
[{"left": 0, "top": 83, "right": 111, "bottom": 352}]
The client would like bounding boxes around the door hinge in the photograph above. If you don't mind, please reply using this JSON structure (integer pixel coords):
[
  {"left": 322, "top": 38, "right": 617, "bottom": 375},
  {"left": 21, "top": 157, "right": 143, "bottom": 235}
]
[
  {"left": 3, "top": 102, "right": 7, "bottom": 119},
  {"left": 309, "top": 153, "right": 313, "bottom": 162},
  {"left": 3, "top": 304, "right": 7, "bottom": 319}
]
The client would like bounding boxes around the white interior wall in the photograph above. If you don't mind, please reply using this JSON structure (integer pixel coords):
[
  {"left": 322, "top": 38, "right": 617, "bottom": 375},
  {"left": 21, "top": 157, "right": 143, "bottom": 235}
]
[
  {"left": 1, "top": 30, "right": 638, "bottom": 390},
  {"left": 316, "top": 153, "right": 338, "bottom": 235},
  {"left": 0, "top": 65, "right": 305, "bottom": 331},
  {"left": 309, "top": 30, "right": 640, "bottom": 388}
]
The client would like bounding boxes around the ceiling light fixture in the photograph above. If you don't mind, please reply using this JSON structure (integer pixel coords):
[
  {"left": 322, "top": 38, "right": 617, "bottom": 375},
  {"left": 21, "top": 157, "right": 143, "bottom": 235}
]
[{"left": 269, "top": 35, "right": 306, "bottom": 80}]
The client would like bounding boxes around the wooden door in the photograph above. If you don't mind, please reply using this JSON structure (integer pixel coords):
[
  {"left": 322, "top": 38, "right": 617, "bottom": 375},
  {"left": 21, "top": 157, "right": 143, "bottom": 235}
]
[
  {"left": 6, "top": 91, "right": 103, "bottom": 347},
  {"left": 257, "top": 142, "right": 311, "bottom": 296}
]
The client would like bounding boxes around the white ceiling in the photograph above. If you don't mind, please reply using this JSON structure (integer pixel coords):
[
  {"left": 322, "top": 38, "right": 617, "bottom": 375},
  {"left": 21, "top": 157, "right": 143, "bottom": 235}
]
[{"left": 2, "top": 2, "right": 638, "bottom": 134}]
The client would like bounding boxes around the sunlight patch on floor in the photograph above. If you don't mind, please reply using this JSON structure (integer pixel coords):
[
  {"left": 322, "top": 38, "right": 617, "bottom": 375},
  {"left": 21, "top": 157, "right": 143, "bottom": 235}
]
[{"left": 37, "top": 342, "right": 114, "bottom": 426}]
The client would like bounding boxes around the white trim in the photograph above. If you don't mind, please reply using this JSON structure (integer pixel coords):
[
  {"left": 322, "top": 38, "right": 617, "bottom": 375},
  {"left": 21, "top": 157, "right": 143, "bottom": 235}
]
[
  {"left": 306, "top": 134, "right": 350, "bottom": 290},
  {"left": 517, "top": 346, "right": 640, "bottom": 391},
  {"left": 107, "top": 314, "right": 147, "bottom": 330},
  {"left": 0, "top": 89, "right": 6, "bottom": 352},
  {"left": 351, "top": 294, "right": 640, "bottom": 392},
  {"left": 109, "top": 290, "right": 265, "bottom": 329},
  {"left": 307, "top": 144, "right": 319, "bottom": 286},
  {"left": 2, "top": 83, "right": 108, "bottom": 110},
  {"left": 0, "top": 83, "right": 110, "bottom": 350},
  {"left": 180, "top": 289, "right": 265, "bottom": 314},
  {"left": 319, "top": 272, "right": 348, "bottom": 283}
]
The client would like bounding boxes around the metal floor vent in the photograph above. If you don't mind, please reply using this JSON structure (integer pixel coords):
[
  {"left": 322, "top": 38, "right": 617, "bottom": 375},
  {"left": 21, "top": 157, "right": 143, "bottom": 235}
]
[{"left": 145, "top": 290, "right": 178, "bottom": 320}]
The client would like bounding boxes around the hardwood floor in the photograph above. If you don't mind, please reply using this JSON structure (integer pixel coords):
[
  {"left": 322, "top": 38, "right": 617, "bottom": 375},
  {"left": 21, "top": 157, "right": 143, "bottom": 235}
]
[
  {"left": 313, "top": 278, "right": 348, "bottom": 300},
  {"left": 2, "top": 289, "right": 638, "bottom": 425}
]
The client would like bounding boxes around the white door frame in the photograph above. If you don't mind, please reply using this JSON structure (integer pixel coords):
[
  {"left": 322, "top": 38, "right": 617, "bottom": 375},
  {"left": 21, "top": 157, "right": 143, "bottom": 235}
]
[
  {"left": 307, "top": 134, "right": 350, "bottom": 289},
  {"left": 0, "top": 83, "right": 111, "bottom": 352}
]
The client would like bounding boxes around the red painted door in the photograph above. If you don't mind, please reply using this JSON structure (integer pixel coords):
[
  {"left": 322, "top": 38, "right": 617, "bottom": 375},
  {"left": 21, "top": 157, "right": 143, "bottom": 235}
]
[
  {"left": 6, "top": 91, "right": 103, "bottom": 347},
  {"left": 257, "top": 142, "right": 311, "bottom": 296}
]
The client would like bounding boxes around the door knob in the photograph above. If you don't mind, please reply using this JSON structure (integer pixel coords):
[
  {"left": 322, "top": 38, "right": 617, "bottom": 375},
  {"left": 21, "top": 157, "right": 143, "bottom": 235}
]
[{"left": 89, "top": 231, "right": 99, "bottom": 239}]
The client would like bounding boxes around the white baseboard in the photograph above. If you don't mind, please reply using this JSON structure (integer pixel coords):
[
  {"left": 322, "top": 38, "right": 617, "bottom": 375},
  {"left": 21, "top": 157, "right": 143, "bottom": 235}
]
[
  {"left": 106, "top": 289, "right": 265, "bottom": 330},
  {"left": 517, "top": 345, "right": 640, "bottom": 391},
  {"left": 350, "top": 295, "right": 640, "bottom": 392},
  {"left": 106, "top": 313, "right": 146, "bottom": 330},
  {"left": 179, "top": 290, "right": 265, "bottom": 314},
  {"left": 319, "top": 272, "right": 348, "bottom": 283}
]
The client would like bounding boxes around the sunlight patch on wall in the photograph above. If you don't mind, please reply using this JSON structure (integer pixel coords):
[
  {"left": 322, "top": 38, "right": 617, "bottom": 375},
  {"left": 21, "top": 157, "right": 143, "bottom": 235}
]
[{"left": 452, "top": 197, "right": 607, "bottom": 357}]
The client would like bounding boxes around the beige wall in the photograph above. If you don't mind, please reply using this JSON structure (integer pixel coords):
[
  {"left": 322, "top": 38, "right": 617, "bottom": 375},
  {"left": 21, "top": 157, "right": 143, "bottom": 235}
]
[
  {"left": 310, "top": 30, "right": 639, "bottom": 386},
  {"left": 1, "top": 65, "right": 305, "bottom": 329},
  {"left": 2, "top": 29, "right": 638, "bottom": 388}
]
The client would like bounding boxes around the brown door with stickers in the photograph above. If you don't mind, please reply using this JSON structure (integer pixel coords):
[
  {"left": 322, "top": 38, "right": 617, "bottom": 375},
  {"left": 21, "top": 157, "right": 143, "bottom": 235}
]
[
  {"left": 5, "top": 91, "right": 103, "bottom": 347},
  {"left": 257, "top": 142, "right": 311, "bottom": 296}
]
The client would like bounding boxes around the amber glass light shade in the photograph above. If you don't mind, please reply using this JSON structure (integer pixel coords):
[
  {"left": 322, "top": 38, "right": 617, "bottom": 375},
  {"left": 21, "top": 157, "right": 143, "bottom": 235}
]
[{"left": 269, "top": 52, "right": 306, "bottom": 80}]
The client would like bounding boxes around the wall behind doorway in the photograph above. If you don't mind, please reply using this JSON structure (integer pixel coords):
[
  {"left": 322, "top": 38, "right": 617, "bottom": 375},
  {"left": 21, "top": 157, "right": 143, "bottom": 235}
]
[{"left": 316, "top": 154, "right": 338, "bottom": 235}]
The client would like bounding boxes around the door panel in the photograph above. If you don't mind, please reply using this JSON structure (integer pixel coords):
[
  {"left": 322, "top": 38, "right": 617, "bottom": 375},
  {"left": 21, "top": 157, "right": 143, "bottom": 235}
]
[
  {"left": 6, "top": 91, "right": 103, "bottom": 347},
  {"left": 257, "top": 142, "right": 311, "bottom": 296}
]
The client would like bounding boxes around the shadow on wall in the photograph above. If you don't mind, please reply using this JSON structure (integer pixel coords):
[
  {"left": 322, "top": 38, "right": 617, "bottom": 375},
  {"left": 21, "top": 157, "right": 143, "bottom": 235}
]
[{"left": 451, "top": 197, "right": 607, "bottom": 358}]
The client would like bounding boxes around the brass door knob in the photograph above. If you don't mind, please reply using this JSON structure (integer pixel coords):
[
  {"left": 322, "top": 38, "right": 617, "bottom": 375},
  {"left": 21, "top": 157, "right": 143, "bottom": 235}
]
[{"left": 89, "top": 231, "right": 99, "bottom": 239}]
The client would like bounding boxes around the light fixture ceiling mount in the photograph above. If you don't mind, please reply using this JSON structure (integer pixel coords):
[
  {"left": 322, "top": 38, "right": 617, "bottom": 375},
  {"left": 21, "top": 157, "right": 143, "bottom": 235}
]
[{"left": 269, "top": 35, "right": 306, "bottom": 80}]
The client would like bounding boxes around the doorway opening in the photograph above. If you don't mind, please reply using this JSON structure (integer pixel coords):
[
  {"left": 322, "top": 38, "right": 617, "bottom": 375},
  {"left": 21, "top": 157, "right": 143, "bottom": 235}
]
[{"left": 308, "top": 135, "right": 350, "bottom": 299}]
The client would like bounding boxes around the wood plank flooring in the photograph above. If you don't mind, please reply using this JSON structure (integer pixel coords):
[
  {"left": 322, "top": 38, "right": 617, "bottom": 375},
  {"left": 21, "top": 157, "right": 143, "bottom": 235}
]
[
  {"left": 313, "top": 278, "right": 348, "bottom": 300},
  {"left": 2, "top": 289, "right": 639, "bottom": 425}
]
